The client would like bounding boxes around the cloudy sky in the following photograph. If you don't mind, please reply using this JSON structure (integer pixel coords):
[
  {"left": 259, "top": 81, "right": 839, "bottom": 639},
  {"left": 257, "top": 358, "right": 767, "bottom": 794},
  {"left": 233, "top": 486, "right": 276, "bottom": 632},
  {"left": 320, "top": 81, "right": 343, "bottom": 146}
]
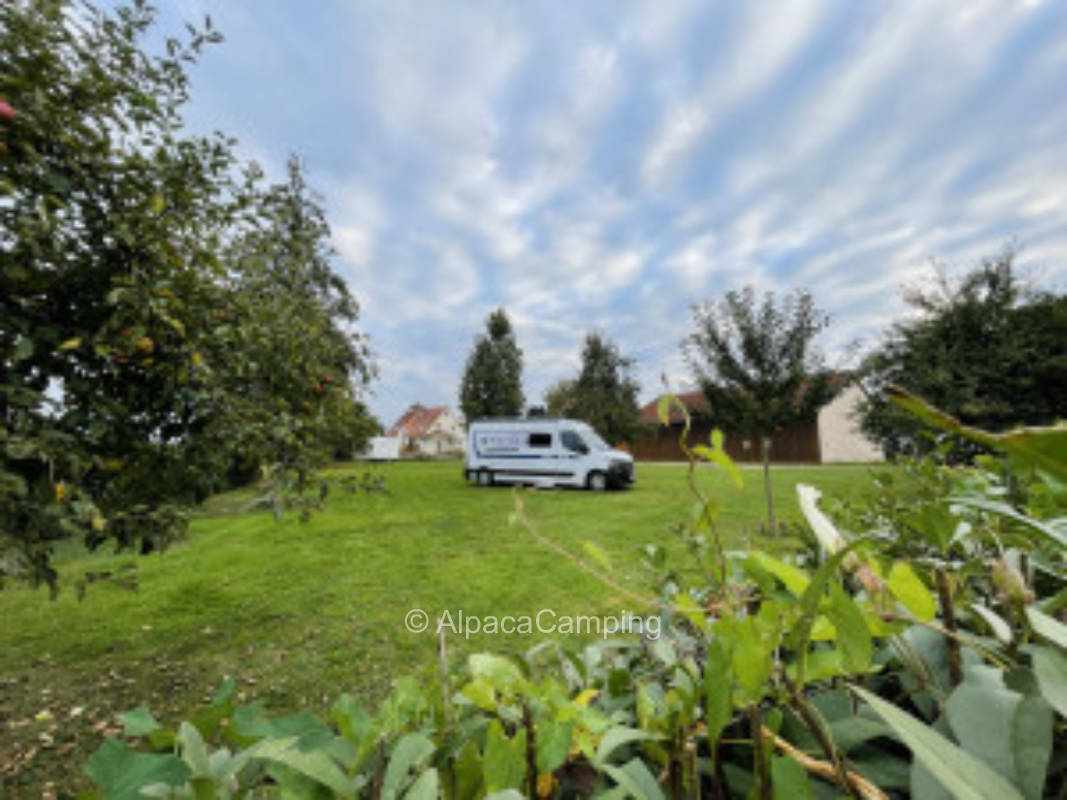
[{"left": 139, "top": 0, "right": 1066, "bottom": 425}]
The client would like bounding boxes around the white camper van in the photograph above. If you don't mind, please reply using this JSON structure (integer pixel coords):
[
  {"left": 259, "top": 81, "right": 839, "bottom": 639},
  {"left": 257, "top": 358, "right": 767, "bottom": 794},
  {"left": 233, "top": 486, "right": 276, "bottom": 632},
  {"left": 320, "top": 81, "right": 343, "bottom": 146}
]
[{"left": 464, "top": 419, "right": 635, "bottom": 490}]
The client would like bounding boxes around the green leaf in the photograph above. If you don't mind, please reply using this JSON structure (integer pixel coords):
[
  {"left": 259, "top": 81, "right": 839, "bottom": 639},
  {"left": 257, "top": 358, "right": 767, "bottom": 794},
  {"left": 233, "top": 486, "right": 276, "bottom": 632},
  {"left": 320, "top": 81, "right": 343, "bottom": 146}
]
[
  {"left": 594, "top": 726, "right": 656, "bottom": 766},
  {"left": 887, "top": 561, "right": 936, "bottom": 621},
  {"left": 972, "top": 603, "right": 1013, "bottom": 644},
  {"left": 730, "top": 618, "right": 772, "bottom": 697},
  {"left": 453, "top": 740, "right": 483, "bottom": 800},
  {"left": 250, "top": 736, "right": 355, "bottom": 798},
  {"left": 853, "top": 686, "right": 1025, "bottom": 800},
  {"left": 771, "top": 755, "right": 815, "bottom": 800},
  {"left": 887, "top": 386, "right": 1067, "bottom": 482},
  {"left": 13, "top": 337, "right": 34, "bottom": 362},
  {"left": 381, "top": 733, "right": 435, "bottom": 800},
  {"left": 1012, "top": 692, "right": 1054, "bottom": 800},
  {"left": 945, "top": 678, "right": 1021, "bottom": 787},
  {"left": 827, "top": 583, "right": 872, "bottom": 672},
  {"left": 747, "top": 552, "right": 810, "bottom": 596},
  {"left": 657, "top": 394, "right": 672, "bottom": 425},
  {"left": 469, "top": 653, "right": 523, "bottom": 692},
  {"left": 120, "top": 705, "right": 162, "bottom": 737},
  {"left": 674, "top": 592, "right": 707, "bottom": 631},
  {"left": 535, "top": 717, "right": 573, "bottom": 774},
  {"left": 704, "top": 637, "right": 733, "bottom": 748},
  {"left": 1032, "top": 646, "right": 1067, "bottom": 718},
  {"left": 402, "top": 767, "right": 439, "bottom": 800},
  {"left": 177, "top": 721, "right": 210, "bottom": 777},
  {"left": 84, "top": 739, "right": 191, "bottom": 800},
  {"left": 602, "top": 757, "right": 665, "bottom": 800},
  {"left": 483, "top": 719, "right": 526, "bottom": 793},
  {"left": 1026, "top": 606, "right": 1067, "bottom": 649},
  {"left": 951, "top": 495, "right": 1067, "bottom": 549}
]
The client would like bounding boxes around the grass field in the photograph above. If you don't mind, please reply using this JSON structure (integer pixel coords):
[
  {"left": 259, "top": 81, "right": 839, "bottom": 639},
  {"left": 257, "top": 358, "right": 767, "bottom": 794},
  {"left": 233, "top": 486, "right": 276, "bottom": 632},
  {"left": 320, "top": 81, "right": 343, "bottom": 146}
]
[{"left": 0, "top": 459, "right": 882, "bottom": 795}]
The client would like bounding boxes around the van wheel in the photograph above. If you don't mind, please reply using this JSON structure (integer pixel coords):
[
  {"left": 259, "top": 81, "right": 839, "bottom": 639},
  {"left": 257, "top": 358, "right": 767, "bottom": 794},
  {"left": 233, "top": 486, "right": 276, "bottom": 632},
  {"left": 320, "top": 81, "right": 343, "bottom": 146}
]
[
  {"left": 587, "top": 471, "right": 607, "bottom": 491},
  {"left": 477, "top": 469, "right": 493, "bottom": 487}
]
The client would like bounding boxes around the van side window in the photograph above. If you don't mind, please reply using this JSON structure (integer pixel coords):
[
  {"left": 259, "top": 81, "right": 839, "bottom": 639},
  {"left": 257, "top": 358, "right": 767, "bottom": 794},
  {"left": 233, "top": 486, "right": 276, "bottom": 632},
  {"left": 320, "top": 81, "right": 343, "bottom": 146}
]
[
  {"left": 528, "top": 433, "right": 552, "bottom": 448},
  {"left": 560, "top": 430, "right": 587, "bottom": 453}
]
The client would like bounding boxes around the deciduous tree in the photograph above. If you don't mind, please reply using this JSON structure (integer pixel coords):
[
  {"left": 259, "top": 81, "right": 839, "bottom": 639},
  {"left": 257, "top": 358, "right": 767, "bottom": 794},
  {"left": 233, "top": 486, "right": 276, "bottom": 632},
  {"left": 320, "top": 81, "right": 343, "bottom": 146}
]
[
  {"left": 858, "top": 249, "right": 1067, "bottom": 457},
  {"left": 545, "top": 333, "right": 640, "bottom": 445},
  {"left": 0, "top": 0, "right": 373, "bottom": 594},
  {"left": 685, "top": 287, "right": 836, "bottom": 532}
]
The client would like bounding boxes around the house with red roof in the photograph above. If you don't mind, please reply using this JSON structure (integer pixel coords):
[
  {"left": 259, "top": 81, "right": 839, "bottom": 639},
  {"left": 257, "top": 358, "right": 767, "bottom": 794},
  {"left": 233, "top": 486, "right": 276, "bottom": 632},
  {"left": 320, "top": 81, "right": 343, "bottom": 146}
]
[{"left": 387, "top": 404, "right": 465, "bottom": 456}]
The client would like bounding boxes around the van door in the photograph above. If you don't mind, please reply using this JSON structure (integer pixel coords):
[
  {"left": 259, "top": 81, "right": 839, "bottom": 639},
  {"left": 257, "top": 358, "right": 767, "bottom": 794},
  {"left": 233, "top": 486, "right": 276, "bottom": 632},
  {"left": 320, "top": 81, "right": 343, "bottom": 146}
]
[{"left": 559, "top": 429, "right": 590, "bottom": 487}]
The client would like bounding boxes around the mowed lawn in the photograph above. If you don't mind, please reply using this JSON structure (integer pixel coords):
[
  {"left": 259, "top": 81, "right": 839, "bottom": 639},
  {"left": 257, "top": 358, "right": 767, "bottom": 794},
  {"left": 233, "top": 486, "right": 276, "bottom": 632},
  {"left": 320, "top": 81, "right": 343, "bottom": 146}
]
[{"left": 0, "top": 459, "right": 881, "bottom": 794}]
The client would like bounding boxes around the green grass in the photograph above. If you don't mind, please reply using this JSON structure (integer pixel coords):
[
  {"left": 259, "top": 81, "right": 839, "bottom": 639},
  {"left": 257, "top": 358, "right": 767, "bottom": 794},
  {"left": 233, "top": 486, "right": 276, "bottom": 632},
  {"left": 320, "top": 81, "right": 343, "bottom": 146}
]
[{"left": 0, "top": 460, "right": 881, "bottom": 794}]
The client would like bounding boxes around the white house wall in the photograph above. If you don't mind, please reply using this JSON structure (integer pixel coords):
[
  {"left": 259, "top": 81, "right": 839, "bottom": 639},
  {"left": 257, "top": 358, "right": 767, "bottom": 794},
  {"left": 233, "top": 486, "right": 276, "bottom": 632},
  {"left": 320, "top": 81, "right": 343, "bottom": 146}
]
[{"left": 818, "top": 384, "right": 883, "bottom": 463}]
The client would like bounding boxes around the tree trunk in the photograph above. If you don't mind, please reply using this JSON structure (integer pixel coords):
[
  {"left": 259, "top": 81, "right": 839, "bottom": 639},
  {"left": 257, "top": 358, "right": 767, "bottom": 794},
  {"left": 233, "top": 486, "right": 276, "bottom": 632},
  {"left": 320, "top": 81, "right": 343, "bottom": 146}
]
[{"left": 761, "top": 436, "right": 776, "bottom": 535}]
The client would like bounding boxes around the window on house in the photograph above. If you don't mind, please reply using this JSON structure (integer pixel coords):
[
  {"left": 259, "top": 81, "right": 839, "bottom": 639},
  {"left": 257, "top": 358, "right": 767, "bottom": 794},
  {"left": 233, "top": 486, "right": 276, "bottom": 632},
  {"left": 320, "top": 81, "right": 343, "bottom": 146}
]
[{"left": 528, "top": 432, "right": 552, "bottom": 448}]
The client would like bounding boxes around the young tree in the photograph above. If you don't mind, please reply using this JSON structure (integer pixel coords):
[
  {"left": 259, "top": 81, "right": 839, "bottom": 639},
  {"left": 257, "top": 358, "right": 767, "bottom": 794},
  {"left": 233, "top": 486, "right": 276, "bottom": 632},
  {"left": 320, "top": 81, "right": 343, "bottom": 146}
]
[
  {"left": 685, "top": 287, "right": 836, "bottom": 532},
  {"left": 859, "top": 250, "right": 1067, "bottom": 457},
  {"left": 545, "top": 333, "right": 641, "bottom": 444},
  {"left": 459, "top": 309, "right": 524, "bottom": 419}
]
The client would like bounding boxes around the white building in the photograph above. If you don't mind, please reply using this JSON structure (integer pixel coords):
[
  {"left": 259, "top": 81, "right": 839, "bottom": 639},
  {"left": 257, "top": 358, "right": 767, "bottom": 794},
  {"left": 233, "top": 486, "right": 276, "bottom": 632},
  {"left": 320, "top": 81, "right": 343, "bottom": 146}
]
[
  {"left": 387, "top": 405, "right": 465, "bottom": 456},
  {"left": 817, "top": 384, "right": 883, "bottom": 463}
]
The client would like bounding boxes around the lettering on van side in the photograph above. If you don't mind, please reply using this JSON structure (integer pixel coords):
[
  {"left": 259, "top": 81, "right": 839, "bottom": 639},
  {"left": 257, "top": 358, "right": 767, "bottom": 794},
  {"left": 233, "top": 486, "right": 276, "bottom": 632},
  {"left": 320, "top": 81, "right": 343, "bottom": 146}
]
[{"left": 476, "top": 432, "right": 522, "bottom": 453}]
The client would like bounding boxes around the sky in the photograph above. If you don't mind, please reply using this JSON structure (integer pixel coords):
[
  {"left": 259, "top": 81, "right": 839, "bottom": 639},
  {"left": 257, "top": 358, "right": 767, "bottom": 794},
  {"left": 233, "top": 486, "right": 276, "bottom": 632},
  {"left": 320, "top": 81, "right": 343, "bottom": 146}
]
[{"left": 133, "top": 0, "right": 1067, "bottom": 426}]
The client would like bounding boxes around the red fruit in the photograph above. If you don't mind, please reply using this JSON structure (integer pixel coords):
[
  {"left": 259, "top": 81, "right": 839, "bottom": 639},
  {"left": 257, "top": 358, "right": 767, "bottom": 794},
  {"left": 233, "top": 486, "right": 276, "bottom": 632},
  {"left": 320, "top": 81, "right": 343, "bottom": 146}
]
[{"left": 0, "top": 99, "right": 16, "bottom": 121}]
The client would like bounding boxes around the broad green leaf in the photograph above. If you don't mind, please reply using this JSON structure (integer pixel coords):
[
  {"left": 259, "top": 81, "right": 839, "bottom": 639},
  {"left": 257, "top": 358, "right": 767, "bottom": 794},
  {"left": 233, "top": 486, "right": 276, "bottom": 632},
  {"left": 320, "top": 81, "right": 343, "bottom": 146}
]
[
  {"left": 771, "top": 755, "right": 815, "bottom": 800},
  {"left": 946, "top": 679, "right": 1021, "bottom": 787},
  {"left": 887, "top": 561, "right": 936, "bottom": 621},
  {"left": 453, "top": 740, "right": 483, "bottom": 800},
  {"left": 58, "top": 337, "right": 81, "bottom": 351},
  {"left": 594, "top": 726, "right": 656, "bottom": 766},
  {"left": 1011, "top": 692, "right": 1053, "bottom": 800},
  {"left": 827, "top": 583, "right": 872, "bottom": 672},
  {"left": 730, "top": 619, "right": 773, "bottom": 696},
  {"left": 704, "top": 638, "right": 733, "bottom": 747},
  {"left": 483, "top": 719, "right": 526, "bottom": 793},
  {"left": 177, "top": 721, "right": 210, "bottom": 777},
  {"left": 84, "top": 739, "right": 191, "bottom": 800},
  {"left": 469, "top": 654, "right": 523, "bottom": 691},
  {"left": 853, "top": 686, "right": 1025, "bottom": 800},
  {"left": 535, "top": 717, "right": 573, "bottom": 773},
  {"left": 380, "top": 733, "right": 435, "bottom": 800},
  {"left": 1026, "top": 606, "right": 1067, "bottom": 649},
  {"left": 120, "top": 705, "right": 162, "bottom": 737},
  {"left": 602, "top": 757, "right": 665, "bottom": 800},
  {"left": 251, "top": 736, "right": 354, "bottom": 798},
  {"left": 402, "top": 767, "right": 439, "bottom": 800},
  {"left": 747, "top": 551, "right": 810, "bottom": 596},
  {"left": 1032, "top": 646, "right": 1067, "bottom": 718}
]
